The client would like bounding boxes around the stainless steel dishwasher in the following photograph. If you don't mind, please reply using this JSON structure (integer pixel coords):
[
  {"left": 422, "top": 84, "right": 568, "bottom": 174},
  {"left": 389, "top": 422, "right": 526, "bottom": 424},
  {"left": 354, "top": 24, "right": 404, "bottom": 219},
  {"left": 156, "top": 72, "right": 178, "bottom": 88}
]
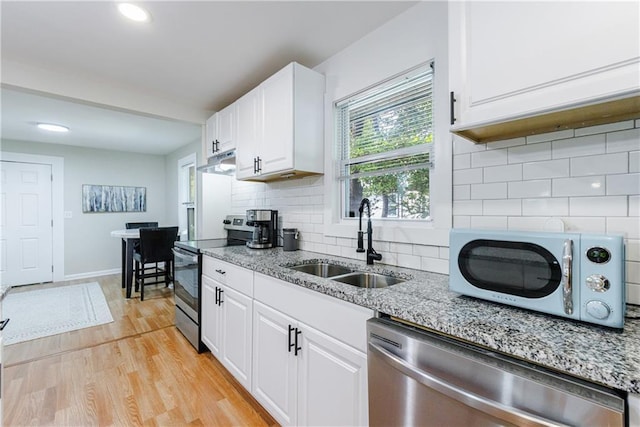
[{"left": 367, "top": 317, "right": 626, "bottom": 427}]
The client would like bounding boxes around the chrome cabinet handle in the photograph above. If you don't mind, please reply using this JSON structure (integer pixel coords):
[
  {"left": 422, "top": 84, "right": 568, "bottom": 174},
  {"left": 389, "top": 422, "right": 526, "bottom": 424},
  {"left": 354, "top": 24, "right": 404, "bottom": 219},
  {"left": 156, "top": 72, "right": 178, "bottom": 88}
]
[
  {"left": 368, "top": 342, "right": 568, "bottom": 427},
  {"left": 562, "top": 239, "right": 573, "bottom": 315}
]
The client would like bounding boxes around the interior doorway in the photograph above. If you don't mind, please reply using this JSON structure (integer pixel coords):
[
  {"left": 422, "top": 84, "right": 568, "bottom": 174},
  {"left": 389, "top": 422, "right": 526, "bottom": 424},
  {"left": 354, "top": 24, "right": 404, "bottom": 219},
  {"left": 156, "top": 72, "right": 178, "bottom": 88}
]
[{"left": 178, "top": 153, "right": 197, "bottom": 242}]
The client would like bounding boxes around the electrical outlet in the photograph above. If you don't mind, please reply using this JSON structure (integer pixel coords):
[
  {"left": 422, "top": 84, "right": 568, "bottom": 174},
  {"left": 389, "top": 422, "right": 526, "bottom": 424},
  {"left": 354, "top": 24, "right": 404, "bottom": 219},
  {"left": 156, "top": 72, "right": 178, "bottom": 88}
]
[{"left": 64, "top": 211, "right": 72, "bottom": 219}]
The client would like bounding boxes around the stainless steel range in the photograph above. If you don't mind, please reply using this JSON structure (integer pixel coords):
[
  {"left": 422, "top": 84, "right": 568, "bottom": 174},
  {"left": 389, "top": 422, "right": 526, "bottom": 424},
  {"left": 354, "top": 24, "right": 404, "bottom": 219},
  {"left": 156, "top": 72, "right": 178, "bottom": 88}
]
[{"left": 172, "top": 215, "right": 252, "bottom": 352}]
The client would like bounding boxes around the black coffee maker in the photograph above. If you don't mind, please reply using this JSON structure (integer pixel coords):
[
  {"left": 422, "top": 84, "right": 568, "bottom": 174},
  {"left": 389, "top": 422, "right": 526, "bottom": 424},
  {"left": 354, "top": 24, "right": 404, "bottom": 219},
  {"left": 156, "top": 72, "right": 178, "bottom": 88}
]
[{"left": 245, "top": 209, "right": 278, "bottom": 249}]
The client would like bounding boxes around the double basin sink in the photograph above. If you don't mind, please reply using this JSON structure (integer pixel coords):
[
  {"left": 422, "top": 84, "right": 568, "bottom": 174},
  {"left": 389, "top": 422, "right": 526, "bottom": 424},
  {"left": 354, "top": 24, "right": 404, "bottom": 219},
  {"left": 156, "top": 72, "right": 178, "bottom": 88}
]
[{"left": 287, "top": 262, "right": 406, "bottom": 289}]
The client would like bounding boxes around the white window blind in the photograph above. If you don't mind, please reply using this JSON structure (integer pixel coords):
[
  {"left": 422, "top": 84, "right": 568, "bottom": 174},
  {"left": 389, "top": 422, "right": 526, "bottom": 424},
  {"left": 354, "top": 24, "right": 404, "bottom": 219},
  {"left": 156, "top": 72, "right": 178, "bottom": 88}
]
[{"left": 336, "top": 62, "right": 434, "bottom": 220}]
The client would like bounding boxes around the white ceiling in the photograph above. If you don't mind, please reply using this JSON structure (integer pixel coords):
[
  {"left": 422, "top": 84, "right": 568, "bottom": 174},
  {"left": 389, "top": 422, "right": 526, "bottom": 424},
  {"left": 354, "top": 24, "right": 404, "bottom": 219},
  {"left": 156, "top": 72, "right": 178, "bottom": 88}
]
[{"left": 0, "top": 1, "right": 417, "bottom": 155}]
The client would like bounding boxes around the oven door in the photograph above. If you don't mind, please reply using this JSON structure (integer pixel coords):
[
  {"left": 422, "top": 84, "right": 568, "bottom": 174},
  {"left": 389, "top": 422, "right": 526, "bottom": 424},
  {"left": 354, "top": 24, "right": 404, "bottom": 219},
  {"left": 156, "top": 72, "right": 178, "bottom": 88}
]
[{"left": 172, "top": 247, "right": 199, "bottom": 322}]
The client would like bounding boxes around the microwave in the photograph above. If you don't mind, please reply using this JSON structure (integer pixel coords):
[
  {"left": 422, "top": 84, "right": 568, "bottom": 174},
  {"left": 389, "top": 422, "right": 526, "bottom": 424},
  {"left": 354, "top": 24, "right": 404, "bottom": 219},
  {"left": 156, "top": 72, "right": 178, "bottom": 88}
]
[{"left": 449, "top": 229, "right": 626, "bottom": 328}]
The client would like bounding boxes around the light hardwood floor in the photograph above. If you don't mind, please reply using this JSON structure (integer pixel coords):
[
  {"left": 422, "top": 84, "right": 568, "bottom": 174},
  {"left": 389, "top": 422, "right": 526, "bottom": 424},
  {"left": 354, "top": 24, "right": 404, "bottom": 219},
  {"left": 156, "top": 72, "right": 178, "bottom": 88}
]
[{"left": 2, "top": 275, "right": 278, "bottom": 426}]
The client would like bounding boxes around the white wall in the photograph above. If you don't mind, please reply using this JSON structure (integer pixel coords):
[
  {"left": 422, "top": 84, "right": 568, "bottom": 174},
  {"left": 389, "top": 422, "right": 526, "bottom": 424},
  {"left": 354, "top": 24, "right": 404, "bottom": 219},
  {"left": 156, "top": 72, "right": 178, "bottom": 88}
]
[
  {"left": 1, "top": 139, "right": 167, "bottom": 278},
  {"left": 230, "top": 1, "right": 452, "bottom": 272},
  {"left": 452, "top": 120, "right": 640, "bottom": 304}
]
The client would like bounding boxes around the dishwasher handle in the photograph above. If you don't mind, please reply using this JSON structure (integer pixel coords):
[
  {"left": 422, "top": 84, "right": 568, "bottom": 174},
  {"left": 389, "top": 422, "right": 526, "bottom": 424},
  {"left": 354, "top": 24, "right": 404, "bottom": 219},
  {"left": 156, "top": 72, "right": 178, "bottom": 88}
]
[
  {"left": 368, "top": 342, "right": 568, "bottom": 427},
  {"left": 172, "top": 248, "right": 198, "bottom": 264}
]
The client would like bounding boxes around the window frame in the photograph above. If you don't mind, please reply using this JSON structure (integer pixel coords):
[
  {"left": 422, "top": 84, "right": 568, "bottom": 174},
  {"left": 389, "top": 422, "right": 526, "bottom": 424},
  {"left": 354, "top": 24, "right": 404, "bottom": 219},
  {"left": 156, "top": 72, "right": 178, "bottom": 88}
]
[{"left": 323, "top": 59, "right": 452, "bottom": 248}]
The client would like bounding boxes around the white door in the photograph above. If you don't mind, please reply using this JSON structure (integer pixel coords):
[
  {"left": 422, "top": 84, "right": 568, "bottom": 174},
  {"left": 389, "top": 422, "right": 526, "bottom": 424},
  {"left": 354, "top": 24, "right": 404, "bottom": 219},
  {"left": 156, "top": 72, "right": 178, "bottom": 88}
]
[
  {"left": 252, "top": 301, "right": 297, "bottom": 426},
  {"left": 0, "top": 161, "right": 53, "bottom": 286},
  {"left": 220, "top": 285, "right": 253, "bottom": 390},
  {"left": 297, "top": 323, "right": 369, "bottom": 427},
  {"left": 201, "top": 275, "right": 222, "bottom": 357}
]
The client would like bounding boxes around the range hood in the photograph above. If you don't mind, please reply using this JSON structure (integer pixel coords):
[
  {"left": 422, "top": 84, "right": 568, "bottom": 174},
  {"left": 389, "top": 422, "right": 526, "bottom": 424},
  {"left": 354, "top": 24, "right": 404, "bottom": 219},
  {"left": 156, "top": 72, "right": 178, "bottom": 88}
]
[
  {"left": 452, "top": 93, "right": 640, "bottom": 144},
  {"left": 197, "top": 149, "right": 236, "bottom": 175}
]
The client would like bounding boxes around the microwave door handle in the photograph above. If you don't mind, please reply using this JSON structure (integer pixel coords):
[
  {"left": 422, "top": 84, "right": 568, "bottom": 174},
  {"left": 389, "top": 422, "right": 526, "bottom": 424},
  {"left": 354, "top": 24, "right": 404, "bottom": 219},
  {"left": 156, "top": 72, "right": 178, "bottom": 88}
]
[{"left": 562, "top": 240, "right": 573, "bottom": 315}]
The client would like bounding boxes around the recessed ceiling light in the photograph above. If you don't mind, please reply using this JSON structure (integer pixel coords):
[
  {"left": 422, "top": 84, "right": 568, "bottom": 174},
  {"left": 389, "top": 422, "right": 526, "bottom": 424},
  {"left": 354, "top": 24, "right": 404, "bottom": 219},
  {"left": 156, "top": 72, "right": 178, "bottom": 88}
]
[
  {"left": 117, "top": 3, "right": 151, "bottom": 23},
  {"left": 37, "top": 123, "right": 69, "bottom": 133}
]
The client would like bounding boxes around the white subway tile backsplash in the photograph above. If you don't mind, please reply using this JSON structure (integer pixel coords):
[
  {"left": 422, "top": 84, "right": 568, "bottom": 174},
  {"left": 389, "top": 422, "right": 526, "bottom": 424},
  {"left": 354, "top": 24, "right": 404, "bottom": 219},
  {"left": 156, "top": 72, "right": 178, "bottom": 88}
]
[
  {"left": 397, "top": 254, "right": 422, "bottom": 270},
  {"left": 627, "top": 239, "right": 640, "bottom": 262},
  {"left": 389, "top": 242, "right": 413, "bottom": 255},
  {"left": 522, "top": 198, "right": 569, "bottom": 216},
  {"left": 413, "top": 245, "right": 439, "bottom": 258},
  {"left": 630, "top": 152, "right": 640, "bottom": 173},
  {"left": 606, "top": 128, "right": 640, "bottom": 153},
  {"left": 453, "top": 153, "right": 471, "bottom": 170},
  {"left": 575, "top": 120, "right": 634, "bottom": 137},
  {"left": 569, "top": 196, "right": 628, "bottom": 217},
  {"left": 453, "top": 200, "right": 483, "bottom": 215},
  {"left": 627, "top": 283, "right": 640, "bottom": 306},
  {"left": 420, "top": 257, "right": 449, "bottom": 275},
  {"left": 626, "top": 261, "right": 639, "bottom": 285},
  {"left": 552, "top": 176, "right": 605, "bottom": 197},
  {"left": 471, "top": 148, "right": 508, "bottom": 168},
  {"left": 471, "top": 182, "right": 508, "bottom": 199},
  {"left": 522, "top": 159, "right": 570, "bottom": 180},
  {"left": 453, "top": 215, "right": 471, "bottom": 228},
  {"left": 439, "top": 247, "right": 449, "bottom": 260},
  {"left": 561, "top": 217, "right": 606, "bottom": 233},
  {"left": 570, "top": 152, "right": 628, "bottom": 176},
  {"left": 508, "top": 180, "right": 551, "bottom": 198},
  {"left": 470, "top": 216, "right": 508, "bottom": 229},
  {"left": 483, "top": 164, "right": 522, "bottom": 183},
  {"left": 526, "top": 129, "right": 574, "bottom": 144},
  {"left": 453, "top": 137, "right": 486, "bottom": 154},
  {"left": 508, "top": 142, "right": 551, "bottom": 164},
  {"left": 453, "top": 185, "right": 471, "bottom": 200},
  {"left": 630, "top": 196, "right": 640, "bottom": 217},
  {"left": 607, "top": 217, "right": 640, "bottom": 238},
  {"left": 552, "top": 134, "right": 605, "bottom": 159},
  {"left": 453, "top": 168, "right": 483, "bottom": 185},
  {"left": 606, "top": 173, "right": 640, "bottom": 196},
  {"left": 485, "top": 136, "right": 526, "bottom": 149},
  {"left": 508, "top": 216, "right": 556, "bottom": 231},
  {"left": 483, "top": 199, "right": 521, "bottom": 216}
]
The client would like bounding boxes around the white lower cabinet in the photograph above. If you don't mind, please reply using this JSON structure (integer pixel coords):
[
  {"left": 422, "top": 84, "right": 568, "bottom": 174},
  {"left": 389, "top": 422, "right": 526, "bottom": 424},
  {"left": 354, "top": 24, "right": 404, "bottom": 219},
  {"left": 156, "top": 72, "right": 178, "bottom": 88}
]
[
  {"left": 201, "top": 257, "right": 253, "bottom": 390},
  {"left": 630, "top": 393, "right": 640, "bottom": 427},
  {"left": 252, "top": 273, "right": 371, "bottom": 426}
]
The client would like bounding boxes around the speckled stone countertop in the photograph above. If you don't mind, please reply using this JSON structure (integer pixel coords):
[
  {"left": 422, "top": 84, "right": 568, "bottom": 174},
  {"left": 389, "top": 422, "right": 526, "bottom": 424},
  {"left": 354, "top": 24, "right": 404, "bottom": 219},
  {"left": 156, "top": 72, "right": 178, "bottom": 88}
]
[{"left": 202, "top": 246, "right": 640, "bottom": 394}]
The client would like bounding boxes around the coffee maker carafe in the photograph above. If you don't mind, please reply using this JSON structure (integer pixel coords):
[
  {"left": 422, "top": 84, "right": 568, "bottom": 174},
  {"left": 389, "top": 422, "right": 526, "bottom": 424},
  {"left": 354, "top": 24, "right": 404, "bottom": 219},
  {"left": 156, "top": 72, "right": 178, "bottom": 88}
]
[{"left": 246, "top": 209, "right": 278, "bottom": 249}]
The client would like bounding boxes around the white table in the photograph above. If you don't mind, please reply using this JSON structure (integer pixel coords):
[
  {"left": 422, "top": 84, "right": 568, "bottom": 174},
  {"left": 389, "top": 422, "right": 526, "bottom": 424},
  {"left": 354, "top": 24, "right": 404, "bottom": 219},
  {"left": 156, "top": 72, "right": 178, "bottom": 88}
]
[{"left": 110, "top": 229, "right": 140, "bottom": 298}]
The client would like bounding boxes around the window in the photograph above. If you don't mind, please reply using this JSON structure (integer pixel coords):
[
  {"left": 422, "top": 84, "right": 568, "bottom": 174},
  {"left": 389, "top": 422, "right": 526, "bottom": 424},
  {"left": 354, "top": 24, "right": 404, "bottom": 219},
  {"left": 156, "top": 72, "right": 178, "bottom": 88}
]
[{"left": 336, "top": 62, "right": 434, "bottom": 220}]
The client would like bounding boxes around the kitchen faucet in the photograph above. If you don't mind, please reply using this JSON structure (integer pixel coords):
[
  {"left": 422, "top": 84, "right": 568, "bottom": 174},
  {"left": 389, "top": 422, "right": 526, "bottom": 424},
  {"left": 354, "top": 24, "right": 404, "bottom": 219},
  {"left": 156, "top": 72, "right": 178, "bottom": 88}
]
[{"left": 356, "top": 198, "right": 382, "bottom": 265}]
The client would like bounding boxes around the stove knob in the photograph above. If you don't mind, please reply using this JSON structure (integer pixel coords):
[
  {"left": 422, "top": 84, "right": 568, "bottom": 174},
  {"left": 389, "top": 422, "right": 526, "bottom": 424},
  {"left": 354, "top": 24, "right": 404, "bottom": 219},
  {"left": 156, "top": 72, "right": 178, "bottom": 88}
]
[
  {"left": 586, "top": 274, "right": 610, "bottom": 292},
  {"left": 586, "top": 300, "right": 610, "bottom": 320},
  {"left": 223, "top": 219, "right": 231, "bottom": 224}
]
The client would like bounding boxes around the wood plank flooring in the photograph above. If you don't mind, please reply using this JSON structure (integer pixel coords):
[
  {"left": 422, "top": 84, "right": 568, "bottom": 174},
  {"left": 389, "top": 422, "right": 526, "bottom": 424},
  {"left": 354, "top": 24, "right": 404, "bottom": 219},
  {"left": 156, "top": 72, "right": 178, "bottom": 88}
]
[{"left": 2, "top": 275, "right": 278, "bottom": 426}]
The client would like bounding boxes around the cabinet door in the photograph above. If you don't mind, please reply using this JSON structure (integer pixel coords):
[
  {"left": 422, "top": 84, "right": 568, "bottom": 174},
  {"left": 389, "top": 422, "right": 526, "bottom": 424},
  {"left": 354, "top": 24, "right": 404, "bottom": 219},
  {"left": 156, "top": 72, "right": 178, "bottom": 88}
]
[
  {"left": 252, "top": 301, "right": 297, "bottom": 426},
  {"left": 449, "top": 1, "right": 640, "bottom": 127},
  {"left": 235, "top": 87, "right": 261, "bottom": 179},
  {"left": 260, "top": 63, "right": 294, "bottom": 175},
  {"left": 217, "top": 103, "right": 236, "bottom": 152},
  {"left": 297, "top": 324, "right": 368, "bottom": 427},
  {"left": 220, "top": 285, "right": 253, "bottom": 390},
  {"left": 201, "top": 275, "right": 221, "bottom": 357},
  {"left": 204, "top": 113, "right": 217, "bottom": 159}
]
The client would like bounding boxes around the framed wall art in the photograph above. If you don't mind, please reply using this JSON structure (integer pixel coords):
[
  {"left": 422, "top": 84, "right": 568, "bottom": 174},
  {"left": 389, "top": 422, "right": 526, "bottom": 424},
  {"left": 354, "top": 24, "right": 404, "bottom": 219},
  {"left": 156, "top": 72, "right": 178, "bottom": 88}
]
[{"left": 82, "top": 184, "right": 146, "bottom": 213}]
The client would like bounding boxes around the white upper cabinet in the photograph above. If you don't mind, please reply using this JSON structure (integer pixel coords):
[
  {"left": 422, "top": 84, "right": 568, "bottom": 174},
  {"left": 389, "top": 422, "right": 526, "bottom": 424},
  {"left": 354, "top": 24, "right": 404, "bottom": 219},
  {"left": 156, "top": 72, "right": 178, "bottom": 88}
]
[
  {"left": 203, "top": 103, "right": 237, "bottom": 159},
  {"left": 449, "top": 1, "right": 640, "bottom": 143},
  {"left": 235, "top": 62, "right": 325, "bottom": 181}
]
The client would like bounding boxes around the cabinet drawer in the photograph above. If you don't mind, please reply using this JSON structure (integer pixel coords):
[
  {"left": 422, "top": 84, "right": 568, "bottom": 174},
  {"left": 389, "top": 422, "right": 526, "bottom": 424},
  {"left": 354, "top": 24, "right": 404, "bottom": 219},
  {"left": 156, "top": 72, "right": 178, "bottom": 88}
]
[
  {"left": 203, "top": 256, "right": 253, "bottom": 296},
  {"left": 254, "top": 273, "right": 373, "bottom": 353}
]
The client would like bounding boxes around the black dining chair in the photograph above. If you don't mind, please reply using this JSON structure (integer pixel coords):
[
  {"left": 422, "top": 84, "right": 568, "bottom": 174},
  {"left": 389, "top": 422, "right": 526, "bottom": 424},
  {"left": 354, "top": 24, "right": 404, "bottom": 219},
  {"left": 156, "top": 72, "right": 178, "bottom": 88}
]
[
  {"left": 133, "top": 226, "right": 179, "bottom": 301},
  {"left": 125, "top": 221, "right": 160, "bottom": 284}
]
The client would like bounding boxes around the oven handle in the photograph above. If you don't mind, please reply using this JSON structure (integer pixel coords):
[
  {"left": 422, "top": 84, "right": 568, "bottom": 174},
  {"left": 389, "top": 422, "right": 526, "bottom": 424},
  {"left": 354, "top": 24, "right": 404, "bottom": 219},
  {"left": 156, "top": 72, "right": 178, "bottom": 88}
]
[
  {"left": 172, "top": 248, "right": 198, "bottom": 264},
  {"left": 368, "top": 342, "right": 568, "bottom": 427}
]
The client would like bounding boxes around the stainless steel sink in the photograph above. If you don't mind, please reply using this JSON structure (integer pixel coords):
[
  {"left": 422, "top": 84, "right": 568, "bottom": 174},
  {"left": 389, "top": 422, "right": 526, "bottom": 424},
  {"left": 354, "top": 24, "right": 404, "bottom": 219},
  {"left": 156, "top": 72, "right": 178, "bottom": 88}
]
[
  {"left": 331, "top": 272, "right": 405, "bottom": 288},
  {"left": 288, "top": 263, "right": 353, "bottom": 278}
]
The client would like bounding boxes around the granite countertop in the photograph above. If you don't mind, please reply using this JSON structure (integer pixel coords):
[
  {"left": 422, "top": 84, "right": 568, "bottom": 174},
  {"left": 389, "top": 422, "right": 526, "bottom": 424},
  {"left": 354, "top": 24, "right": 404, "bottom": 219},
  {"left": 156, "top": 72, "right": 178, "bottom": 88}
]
[{"left": 202, "top": 246, "right": 640, "bottom": 394}]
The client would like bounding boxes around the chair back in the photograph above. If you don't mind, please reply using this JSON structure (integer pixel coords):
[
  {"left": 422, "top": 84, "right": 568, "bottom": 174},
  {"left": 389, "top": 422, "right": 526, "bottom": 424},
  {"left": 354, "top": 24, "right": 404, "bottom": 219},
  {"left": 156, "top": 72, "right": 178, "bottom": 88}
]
[
  {"left": 138, "top": 226, "right": 179, "bottom": 264},
  {"left": 126, "top": 222, "right": 159, "bottom": 229}
]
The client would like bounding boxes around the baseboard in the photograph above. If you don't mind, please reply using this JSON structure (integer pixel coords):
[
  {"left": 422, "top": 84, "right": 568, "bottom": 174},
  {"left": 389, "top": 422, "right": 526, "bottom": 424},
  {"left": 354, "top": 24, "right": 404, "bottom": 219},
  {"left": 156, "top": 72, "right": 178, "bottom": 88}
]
[{"left": 64, "top": 268, "right": 120, "bottom": 281}]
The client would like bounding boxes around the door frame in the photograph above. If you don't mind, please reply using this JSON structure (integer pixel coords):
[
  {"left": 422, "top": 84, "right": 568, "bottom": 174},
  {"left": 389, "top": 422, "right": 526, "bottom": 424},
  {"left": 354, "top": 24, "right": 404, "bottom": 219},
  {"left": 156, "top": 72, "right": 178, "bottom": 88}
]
[
  {"left": 0, "top": 152, "right": 64, "bottom": 282},
  {"left": 177, "top": 153, "right": 197, "bottom": 241}
]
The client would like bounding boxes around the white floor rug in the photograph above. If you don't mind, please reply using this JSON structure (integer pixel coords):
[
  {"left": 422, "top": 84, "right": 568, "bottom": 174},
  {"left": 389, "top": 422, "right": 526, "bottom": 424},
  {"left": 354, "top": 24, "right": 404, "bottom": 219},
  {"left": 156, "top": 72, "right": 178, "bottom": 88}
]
[{"left": 2, "top": 282, "right": 114, "bottom": 345}]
